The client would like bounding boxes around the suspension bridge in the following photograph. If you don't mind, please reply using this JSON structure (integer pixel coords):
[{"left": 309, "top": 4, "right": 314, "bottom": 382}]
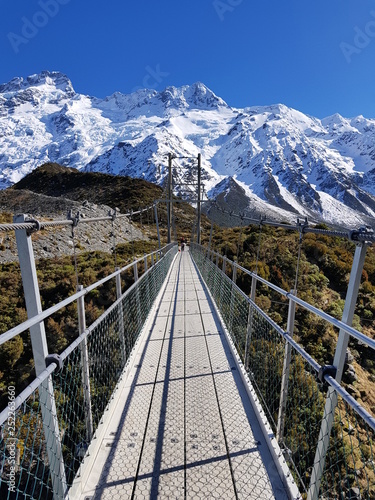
[{"left": 0, "top": 203, "right": 375, "bottom": 499}]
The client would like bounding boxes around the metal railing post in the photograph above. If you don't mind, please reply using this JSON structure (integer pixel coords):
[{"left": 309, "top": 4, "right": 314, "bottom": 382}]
[
  {"left": 115, "top": 270, "right": 127, "bottom": 363},
  {"left": 133, "top": 261, "right": 139, "bottom": 282},
  {"left": 133, "top": 261, "right": 142, "bottom": 330},
  {"left": 77, "top": 285, "right": 94, "bottom": 443},
  {"left": 229, "top": 264, "right": 237, "bottom": 332},
  {"left": 14, "top": 215, "right": 68, "bottom": 499},
  {"left": 244, "top": 274, "right": 257, "bottom": 370},
  {"left": 307, "top": 242, "right": 368, "bottom": 500},
  {"left": 219, "top": 256, "right": 227, "bottom": 309},
  {"left": 276, "top": 290, "right": 296, "bottom": 443},
  {"left": 144, "top": 255, "right": 151, "bottom": 310}
]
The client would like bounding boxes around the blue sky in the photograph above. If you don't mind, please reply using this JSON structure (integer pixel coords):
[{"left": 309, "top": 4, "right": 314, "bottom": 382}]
[{"left": 1, "top": 0, "right": 375, "bottom": 118}]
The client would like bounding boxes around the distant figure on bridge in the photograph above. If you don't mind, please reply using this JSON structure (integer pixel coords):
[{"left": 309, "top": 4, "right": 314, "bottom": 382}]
[{"left": 181, "top": 237, "right": 185, "bottom": 252}]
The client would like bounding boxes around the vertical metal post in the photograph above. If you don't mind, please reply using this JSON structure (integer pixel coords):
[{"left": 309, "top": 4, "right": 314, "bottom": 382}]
[
  {"left": 197, "top": 153, "right": 202, "bottom": 245},
  {"left": 190, "top": 222, "right": 196, "bottom": 245},
  {"left": 14, "top": 215, "right": 68, "bottom": 499},
  {"left": 219, "top": 256, "right": 227, "bottom": 308},
  {"left": 167, "top": 153, "right": 173, "bottom": 244},
  {"left": 77, "top": 285, "right": 94, "bottom": 442},
  {"left": 133, "top": 261, "right": 139, "bottom": 282},
  {"left": 232, "top": 264, "right": 237, "bottom": 284},
  {"left": 308, "top": 242, "right": 368, "bottom": 500},
  {"left": 244, "top": 275, "right": 257, "bottom": 370},
  {"left": 144, "top": 255, "right": 151, "bottom": 309},
  {"left": 115, "top": 270, "right": 127, "bottom": 363},
  {"left": 229, "top": 264, "right": 237, "bottom": 333},
  {"left": 133, "top": 261, "right": 142, "bottom": 330},
  {"left": 116, "top": 269, "right": 122, "bottom": 298},
  {"left": 276, "top": 290, "right": 296, "bottom": 443},
  {"left": 151, "top": 252, "right": 155, "bottom": 267},
  {"left": 154, "top": 203, "right": 161, "bottom": 250}
]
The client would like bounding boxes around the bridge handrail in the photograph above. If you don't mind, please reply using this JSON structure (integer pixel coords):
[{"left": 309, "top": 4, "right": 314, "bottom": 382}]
[
  {"left": 206, "top": 246, "right": 375, "bottom": 351},
  {"left": 0, "top": 243, "right": 177, "bottom": 427},
  {"left": 0, "top": 204, "right": 156, "bottom": 232},
  {"left": 191, "top": 242, "right": 375, "bottom": 500},
  {"left": 192, "top": 243, "right": 375, "bottom": 432},
  {"left": 0, "top": 243, "right": 175, "bottom": 346}
]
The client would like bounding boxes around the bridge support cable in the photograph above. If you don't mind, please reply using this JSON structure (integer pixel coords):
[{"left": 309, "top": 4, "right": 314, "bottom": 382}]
[
  {"left": 68, "top": 209, "right": 81, "bottom": 289},
  {"left": 197, "top": 153, "right": 202, "bottom": 245},
  {"left": 276, "top": 293, "right": 296, "bottom": 444},
  {"left": 110, "top": 209, "right": 118, "bottom": 270},
  {"left": 243, "top": 219, "right": 262, "bottom": 372},
  {"left": 114, "top": 268, "right": 126, "bottom": 359},
  {"left": 13, "top": 214, "right": 68, "bottom": 499},
  {"left": 307, "top": 241, "right": 369, "bottom": 500},
  {"left": 277, "top": 220, "right": 303, "bottom": 445},
  {"left": 77, "top": 284, "right": 94, "bottom": 444},
  {"left": 154, "top": 203, "right": 161, "bottom": 250},
  {"left": 244, "top": 274, "right": 257, "bottom": 371}
]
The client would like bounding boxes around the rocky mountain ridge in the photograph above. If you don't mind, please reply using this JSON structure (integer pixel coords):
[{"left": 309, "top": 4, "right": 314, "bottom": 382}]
[{"left": 1, "top": 71, "right": 375, "bottom": 228}]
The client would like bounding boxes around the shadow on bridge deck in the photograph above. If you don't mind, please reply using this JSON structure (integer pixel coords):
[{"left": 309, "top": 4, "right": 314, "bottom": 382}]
[{"left": 72, "top": 250, "right": 291, "bottom": 499}]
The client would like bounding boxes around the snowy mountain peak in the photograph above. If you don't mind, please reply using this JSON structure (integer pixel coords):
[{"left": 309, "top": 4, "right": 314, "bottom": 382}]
[
  {"left": 1, "top": 71, "right": 375, "bottom": 228},
  {"left": 0, "top": 70, "right": 75, "bottom": 96},
  {"left": 183, "top": 81, "right": 228, "bottom": 109},
  {"left": 321, "top": 113, "right": 352, "bottom": 132},
  {"left": 157, "top": 82, "right": 228, "bottom": 111}
]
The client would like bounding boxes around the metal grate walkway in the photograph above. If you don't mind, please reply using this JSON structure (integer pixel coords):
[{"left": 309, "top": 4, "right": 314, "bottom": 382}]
[{"left": 75, "top": 250, "right": 290, "bottom": 499}]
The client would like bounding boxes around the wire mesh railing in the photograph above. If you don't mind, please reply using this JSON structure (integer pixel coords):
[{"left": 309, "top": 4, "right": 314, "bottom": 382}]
[
  {"left": 0, "top": 243, "right": 178, "bottom": 499},
  {"left": 191, "top": 243, "right": 375, "bottom": 500}
]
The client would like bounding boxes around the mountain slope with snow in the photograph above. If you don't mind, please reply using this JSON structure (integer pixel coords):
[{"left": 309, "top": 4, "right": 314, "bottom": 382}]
[{"left": 1, "top": 70, "right": 375, "bottom": 228}]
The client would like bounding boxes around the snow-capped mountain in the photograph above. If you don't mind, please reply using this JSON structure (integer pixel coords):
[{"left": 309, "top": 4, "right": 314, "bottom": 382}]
[{"left": 1, "top": 70, "right": 375, "bottom": 228}]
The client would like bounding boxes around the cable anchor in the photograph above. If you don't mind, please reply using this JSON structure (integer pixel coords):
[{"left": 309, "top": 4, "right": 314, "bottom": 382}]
[
  {"left": 318, "top": 364, "right": 337, "bottom": 385},
  {"left": 26, "top": 218, "right": 42, "bottom": 236},
  {"left": 67, "top": 210, "right": 80, "bottom": 237},
  {"left": 45, "top": 353, "right": 64, "bottom": 372},
  {"left": 349, "top": 225, "right": 374, "bottom": 244},
  {"left": 109, "top": 209, "right": 117, "bottom": 222}
]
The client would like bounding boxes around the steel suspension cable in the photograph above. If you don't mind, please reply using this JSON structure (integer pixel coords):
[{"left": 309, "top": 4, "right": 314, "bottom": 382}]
[
  {"left": 293, "top": 232, "right": 303, "bottom": 295},
  {"left": 70, "top": 215, "right": 80, "bottom": 289},
  {"left": 236, "top": 214, "right": 244, "bottom": 261},
  {"left": 255, "top": 220, "right": 263, "bottom": 275},
  {"left": 111, "top": 210, "right": 118, "bottom": 270}
]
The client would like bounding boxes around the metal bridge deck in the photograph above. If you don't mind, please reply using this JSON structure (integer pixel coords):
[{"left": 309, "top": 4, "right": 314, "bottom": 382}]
[{"left": 76, "top": 250, "right": 289, "bottom": 499}]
